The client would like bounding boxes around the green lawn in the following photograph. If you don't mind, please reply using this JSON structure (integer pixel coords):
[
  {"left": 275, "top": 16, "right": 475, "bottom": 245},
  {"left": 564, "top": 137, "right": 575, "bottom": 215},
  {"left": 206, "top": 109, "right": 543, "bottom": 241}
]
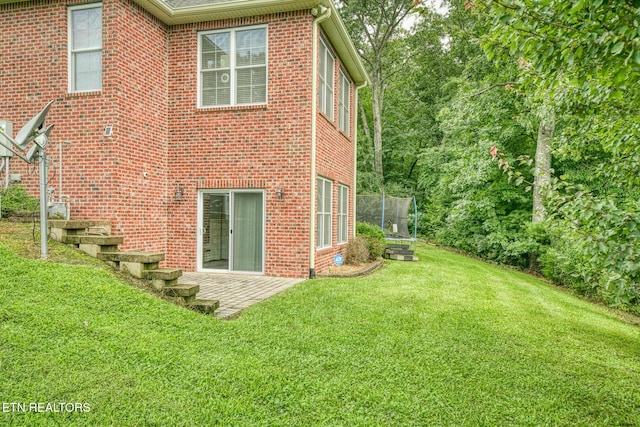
[{"left": 0, "top": 225, "right": 639, "bottom": 426}]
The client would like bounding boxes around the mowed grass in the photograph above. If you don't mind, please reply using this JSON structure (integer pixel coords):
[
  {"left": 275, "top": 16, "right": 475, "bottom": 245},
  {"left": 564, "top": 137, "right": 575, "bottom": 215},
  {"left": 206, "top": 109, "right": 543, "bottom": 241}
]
[{"left": 0, "top": 224, "right": 639, "bottom": 426}]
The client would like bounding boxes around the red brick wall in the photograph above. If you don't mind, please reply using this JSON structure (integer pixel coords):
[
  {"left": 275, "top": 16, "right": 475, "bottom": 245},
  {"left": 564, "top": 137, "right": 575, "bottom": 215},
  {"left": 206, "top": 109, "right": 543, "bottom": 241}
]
[
  {"left": 0, "top": 2, "right": 357, "bottom": 279},
  {"left": 107, "top": 0, "right": 168, "bottom": 253},
  {"left": 0, "top": 0, "right": 114, "bottom": 219},
  {"left": 166, "top": 12, "right": 315, "bottom": 278},
  {"left": 314, "top": 30, "right": 356, "bottom": 274},
  {"left": 0, "top": 0, "right": 168, "bottom": 254}
]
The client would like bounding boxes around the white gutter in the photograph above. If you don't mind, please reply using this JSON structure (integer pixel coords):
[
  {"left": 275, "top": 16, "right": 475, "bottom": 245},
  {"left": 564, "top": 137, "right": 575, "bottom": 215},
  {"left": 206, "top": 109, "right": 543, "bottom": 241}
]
[
  {"left": 309, "top": 3, "right": 332, "bottom": 279},
  {"left": 352, "top": 80, "right": 368, "bottom": 237}
]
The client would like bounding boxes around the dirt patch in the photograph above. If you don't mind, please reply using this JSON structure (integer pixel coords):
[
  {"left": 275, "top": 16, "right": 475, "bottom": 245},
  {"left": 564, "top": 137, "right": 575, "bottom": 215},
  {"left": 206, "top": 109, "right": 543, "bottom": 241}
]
[{"left": 317, "top": 259, "right": 384, "bottom": 278}]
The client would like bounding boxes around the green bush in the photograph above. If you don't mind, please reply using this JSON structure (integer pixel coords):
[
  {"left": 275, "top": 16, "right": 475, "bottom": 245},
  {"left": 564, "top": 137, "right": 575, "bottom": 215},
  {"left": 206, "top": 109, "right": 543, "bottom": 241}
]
[
  {"left": 356, "top": 221, "right": 386, "bottom": 260},
  {"left": 539, "top": 215, "right": 640, "bottom": 314},
  {"left": 0, "top": 185, "right": 38, "bottom": 217},
  {"left": 345, "top": 236, "right": 370, "bottom": 265}
]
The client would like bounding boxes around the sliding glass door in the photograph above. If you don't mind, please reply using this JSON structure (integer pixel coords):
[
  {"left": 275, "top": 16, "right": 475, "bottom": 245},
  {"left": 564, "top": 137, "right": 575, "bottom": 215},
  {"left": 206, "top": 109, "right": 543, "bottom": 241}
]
[{"left": 198, "top": 190, "right": 264, "bottom": 274}]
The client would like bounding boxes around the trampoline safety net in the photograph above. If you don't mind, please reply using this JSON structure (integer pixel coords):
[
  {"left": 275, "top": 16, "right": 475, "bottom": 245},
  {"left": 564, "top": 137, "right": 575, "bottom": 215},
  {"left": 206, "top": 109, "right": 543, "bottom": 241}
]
[{"left": 356, "top": 194, "right": 415, "bottom": 240}]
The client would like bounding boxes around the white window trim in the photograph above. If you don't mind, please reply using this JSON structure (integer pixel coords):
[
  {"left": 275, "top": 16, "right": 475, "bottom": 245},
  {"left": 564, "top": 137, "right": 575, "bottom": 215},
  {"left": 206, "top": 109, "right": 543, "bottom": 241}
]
[
  {"left": 317, "top": 176, "right": 333, "bottom": 249},
  {"left": 198, "top": 25, "right": 268, "bottom": 108},
  {"left": 339, "top": 69, "right": 351, "bottom": 135},
  {"left": 68, "top": 3, "right": 102, "bottom": 93},
  {"left": 319, "top": 38, "right": 335, "bottom": 120},
  {"left": 338, "top": 184, "right": 349, "bottom": 244}
]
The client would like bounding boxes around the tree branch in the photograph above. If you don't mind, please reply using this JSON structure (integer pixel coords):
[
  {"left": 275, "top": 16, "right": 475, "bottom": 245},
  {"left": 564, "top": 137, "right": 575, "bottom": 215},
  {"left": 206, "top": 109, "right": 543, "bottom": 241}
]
[{"left": 462, "top": 82, "right": 520, "bottom": 99}]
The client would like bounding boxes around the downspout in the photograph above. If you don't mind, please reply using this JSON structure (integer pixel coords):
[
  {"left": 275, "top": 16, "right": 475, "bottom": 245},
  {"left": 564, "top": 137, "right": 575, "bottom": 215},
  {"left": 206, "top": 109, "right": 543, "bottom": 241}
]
[
  {"left": 309, "top": 3, "right": 331, "bottom": 279},
  {"left": 352, "top": 81, "right": 367, "bottom": 237}
]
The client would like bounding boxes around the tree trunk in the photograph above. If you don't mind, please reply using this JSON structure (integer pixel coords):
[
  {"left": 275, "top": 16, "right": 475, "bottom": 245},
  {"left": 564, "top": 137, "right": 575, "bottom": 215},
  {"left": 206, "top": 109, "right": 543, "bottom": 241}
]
[
  {"left": 359, "top": 102, "right": 372, "bottom": 142},
  {"left": 532, "top": 109, "right": 554, "bottom": 223}
]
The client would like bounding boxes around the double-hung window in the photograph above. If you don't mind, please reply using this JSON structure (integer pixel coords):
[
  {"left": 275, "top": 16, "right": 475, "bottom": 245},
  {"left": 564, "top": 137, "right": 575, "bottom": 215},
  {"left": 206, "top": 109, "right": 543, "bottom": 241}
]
[
  {"left": 200, "top": 26, "right": 267, "bottom": 107},
  {"left": 317, "top": 177, "right": 333, "bottom": 249},
  {"left": 339, "top": 70, "right": 351, "bottom": 135},
  {"left": 338, "top": 184, "right": 349, "bottom": 244},
  {"left": 69, "top": 4, "right": 102, "bottom": 92},
  {"left": 318, "top": 38, "right": 334, "bottom": 119}
]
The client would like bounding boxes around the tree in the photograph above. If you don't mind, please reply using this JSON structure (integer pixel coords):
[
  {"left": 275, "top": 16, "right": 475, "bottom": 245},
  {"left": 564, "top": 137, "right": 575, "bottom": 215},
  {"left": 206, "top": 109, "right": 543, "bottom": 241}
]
[
  {"left": 339, "top": 0, "right": 420, "bottom": 189},
  {"left": 408, "top": 0, "right": 539, "bottom": 266},
  {"left": 478, "top": 0, "right": 640, "bottom": 309},
  {"left": 532, "top": 106, "right": 553, "bottom": 223}
]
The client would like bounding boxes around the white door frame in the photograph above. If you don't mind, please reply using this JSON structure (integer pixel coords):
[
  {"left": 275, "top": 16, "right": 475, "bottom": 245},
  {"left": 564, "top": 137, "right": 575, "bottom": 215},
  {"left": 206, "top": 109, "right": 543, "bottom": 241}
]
[{"left": 197, "top": 189, "right": 265, "bottom": 274}]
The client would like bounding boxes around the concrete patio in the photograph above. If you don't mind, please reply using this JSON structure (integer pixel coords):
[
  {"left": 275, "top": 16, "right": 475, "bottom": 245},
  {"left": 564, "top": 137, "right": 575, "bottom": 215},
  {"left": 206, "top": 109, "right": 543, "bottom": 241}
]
[{"left": 179, "top": 273, "right": 305, "bottom": 319}]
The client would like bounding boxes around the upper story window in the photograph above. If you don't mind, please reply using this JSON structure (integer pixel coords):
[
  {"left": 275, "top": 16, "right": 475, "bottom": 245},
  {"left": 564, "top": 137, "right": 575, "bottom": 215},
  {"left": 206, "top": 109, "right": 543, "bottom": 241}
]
[
  {"left": 318, "top": 38, "right": 334, "bottom": 119},
  {"left": 339, "top": 70, "right": 351, "bottom": 135},
  {"left": 199, "top": 26, "right": 267, "bottom": 107},
  {"left": 69, "top": 4, "right": 102, "bottom": 93}
]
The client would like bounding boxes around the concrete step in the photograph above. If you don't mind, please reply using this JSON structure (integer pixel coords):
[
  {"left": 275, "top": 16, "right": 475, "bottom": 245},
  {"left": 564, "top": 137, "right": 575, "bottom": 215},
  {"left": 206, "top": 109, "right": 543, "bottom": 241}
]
[
  {"left": 385, "top": 248, "right": 414, "bottom": 256},
  {"left": 388, "top": 254, "right": 419, "bottom": 261},
  {"left": 97, "top": 251, "right": 165, "bottom": 278},
  {"left": 143, "top": 268, "right": 183, "bottom": 291},
  {"left": 163, "top": 284, "right": 200, "bottom": 298},
  {"left": 49, "top": 220, "right": 112, "bottom": 240},
  {"left": 49, "top": 219, "right": 112, "bottom": 230},
  {"left": 386, "top": 244, "right": 410, "bottom": 250},
  {"left": 97, "top": 251, "right": 165, "bottom": 263},
  {"left": 143, "top": 268, "right": 182, "bottom": 281},
  {"left": 62, "top": 235, "right": 124, "bottom": 246},
  {"left": 189, "top": 299, "right": 220, "bottom": 315}
]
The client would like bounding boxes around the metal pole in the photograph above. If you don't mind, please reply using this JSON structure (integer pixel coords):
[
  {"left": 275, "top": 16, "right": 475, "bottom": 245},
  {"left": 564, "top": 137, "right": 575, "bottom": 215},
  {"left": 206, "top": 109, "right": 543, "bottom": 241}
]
[
  {"left": 39, "top": 150, "right": 48, "bottom": 259},
  {"left": 1, "top": 157, "right": 6, "bottom": 188},
  {"left": 59, "top": 142, "right": 62, "bottom": 201},
  {"left": 381, "top": 193, "right": 385, "bottom": 231},
  {"left": 413, "top": 196, "right": 418, "bottom": 241}
]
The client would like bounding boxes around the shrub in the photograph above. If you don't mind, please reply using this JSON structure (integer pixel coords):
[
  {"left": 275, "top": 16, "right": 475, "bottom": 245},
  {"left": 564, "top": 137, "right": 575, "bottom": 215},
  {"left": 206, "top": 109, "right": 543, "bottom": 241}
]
[
  {"left": 356, "top": 221, "right": 386, "bottom": 260},
  {"left": 345, "top": 236, "right": 370, "bottom": 266},
  {"left": 0, "top": 185, "right": 38, "bottom": 217},
  {"left": 539, "top": 218, "right": 640, "bottom": 314}
]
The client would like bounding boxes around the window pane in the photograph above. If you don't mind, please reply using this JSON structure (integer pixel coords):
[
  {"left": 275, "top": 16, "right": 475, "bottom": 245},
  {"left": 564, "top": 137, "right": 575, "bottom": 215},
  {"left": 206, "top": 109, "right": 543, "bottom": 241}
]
[
  {"left": 74, "top": 51, "right": 102, "bottom": 91},
  {"left": 317, "top": 213, "right": 323, "bottom": 247},
  {"left": 72, "top": 7, "right": 102, "bottom": 50},
  {"left": 202, "top": 71, "right": 231, "bottom": 106},
  {"left": 319, "top": 43, "right": 326, "bottom": 78},
  {"left": 236, "top": 67, "right": 266, "bottom": 104},
  {"left": 338, "top": 185, "right": 348, "bottom": 243},
  {"left": 202, "top": 33, "right": 230, "bottom": 69},
  {"left": 326, "top": 53, "right": 334, "bottom": 119},
  {"left": 324, "top": 180, "right": 331, "bottom": 208},
  {"left": 318, "top": 76, "right": 326, "bottom": 114},
  {"left": 317, "top": 178, "right": 333, "bottom": 248},
  {"left": 323, "top": 213, "right": 331, "bottom": 245},
  {"left": 339, "top": 72, "right": 350, "bottom": 134},
  {"left": 236, "top": 28, "right": 266, "bottom": 67}
]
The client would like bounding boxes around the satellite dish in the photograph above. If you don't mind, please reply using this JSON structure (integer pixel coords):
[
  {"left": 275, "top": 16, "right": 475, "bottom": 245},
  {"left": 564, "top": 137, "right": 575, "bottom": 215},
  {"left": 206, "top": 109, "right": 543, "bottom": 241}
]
[
  {"left": 25, "top": 124, "right": 54, "bottom": 163},
  {"left": 14, "top": 100, "right": 54, "bottom": 149},
  {"left": 34, "top": 124, "right": 54, "bottom": 148},
  {"left": 25, "top": 144, "right": 39, "bottom": 163}
]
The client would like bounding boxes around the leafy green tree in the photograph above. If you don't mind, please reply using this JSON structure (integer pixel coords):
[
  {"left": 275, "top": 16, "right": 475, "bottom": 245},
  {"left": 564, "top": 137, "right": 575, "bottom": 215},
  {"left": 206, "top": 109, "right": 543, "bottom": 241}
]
[
  {"left": 339, "top": 0, "right": 420, "bottom": 189},
  {"left": 478, "top": 0, "right": 640, "bottom": 309},
  {"left": 409, "top": 0, "right": 540, "bottom": 266}
]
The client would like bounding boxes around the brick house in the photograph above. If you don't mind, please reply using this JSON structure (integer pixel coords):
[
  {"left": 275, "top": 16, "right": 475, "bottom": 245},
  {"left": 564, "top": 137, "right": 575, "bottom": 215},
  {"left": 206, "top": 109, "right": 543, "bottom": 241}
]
[{"left": 0, "top": 0, "right": 368, "bottom": 278}]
